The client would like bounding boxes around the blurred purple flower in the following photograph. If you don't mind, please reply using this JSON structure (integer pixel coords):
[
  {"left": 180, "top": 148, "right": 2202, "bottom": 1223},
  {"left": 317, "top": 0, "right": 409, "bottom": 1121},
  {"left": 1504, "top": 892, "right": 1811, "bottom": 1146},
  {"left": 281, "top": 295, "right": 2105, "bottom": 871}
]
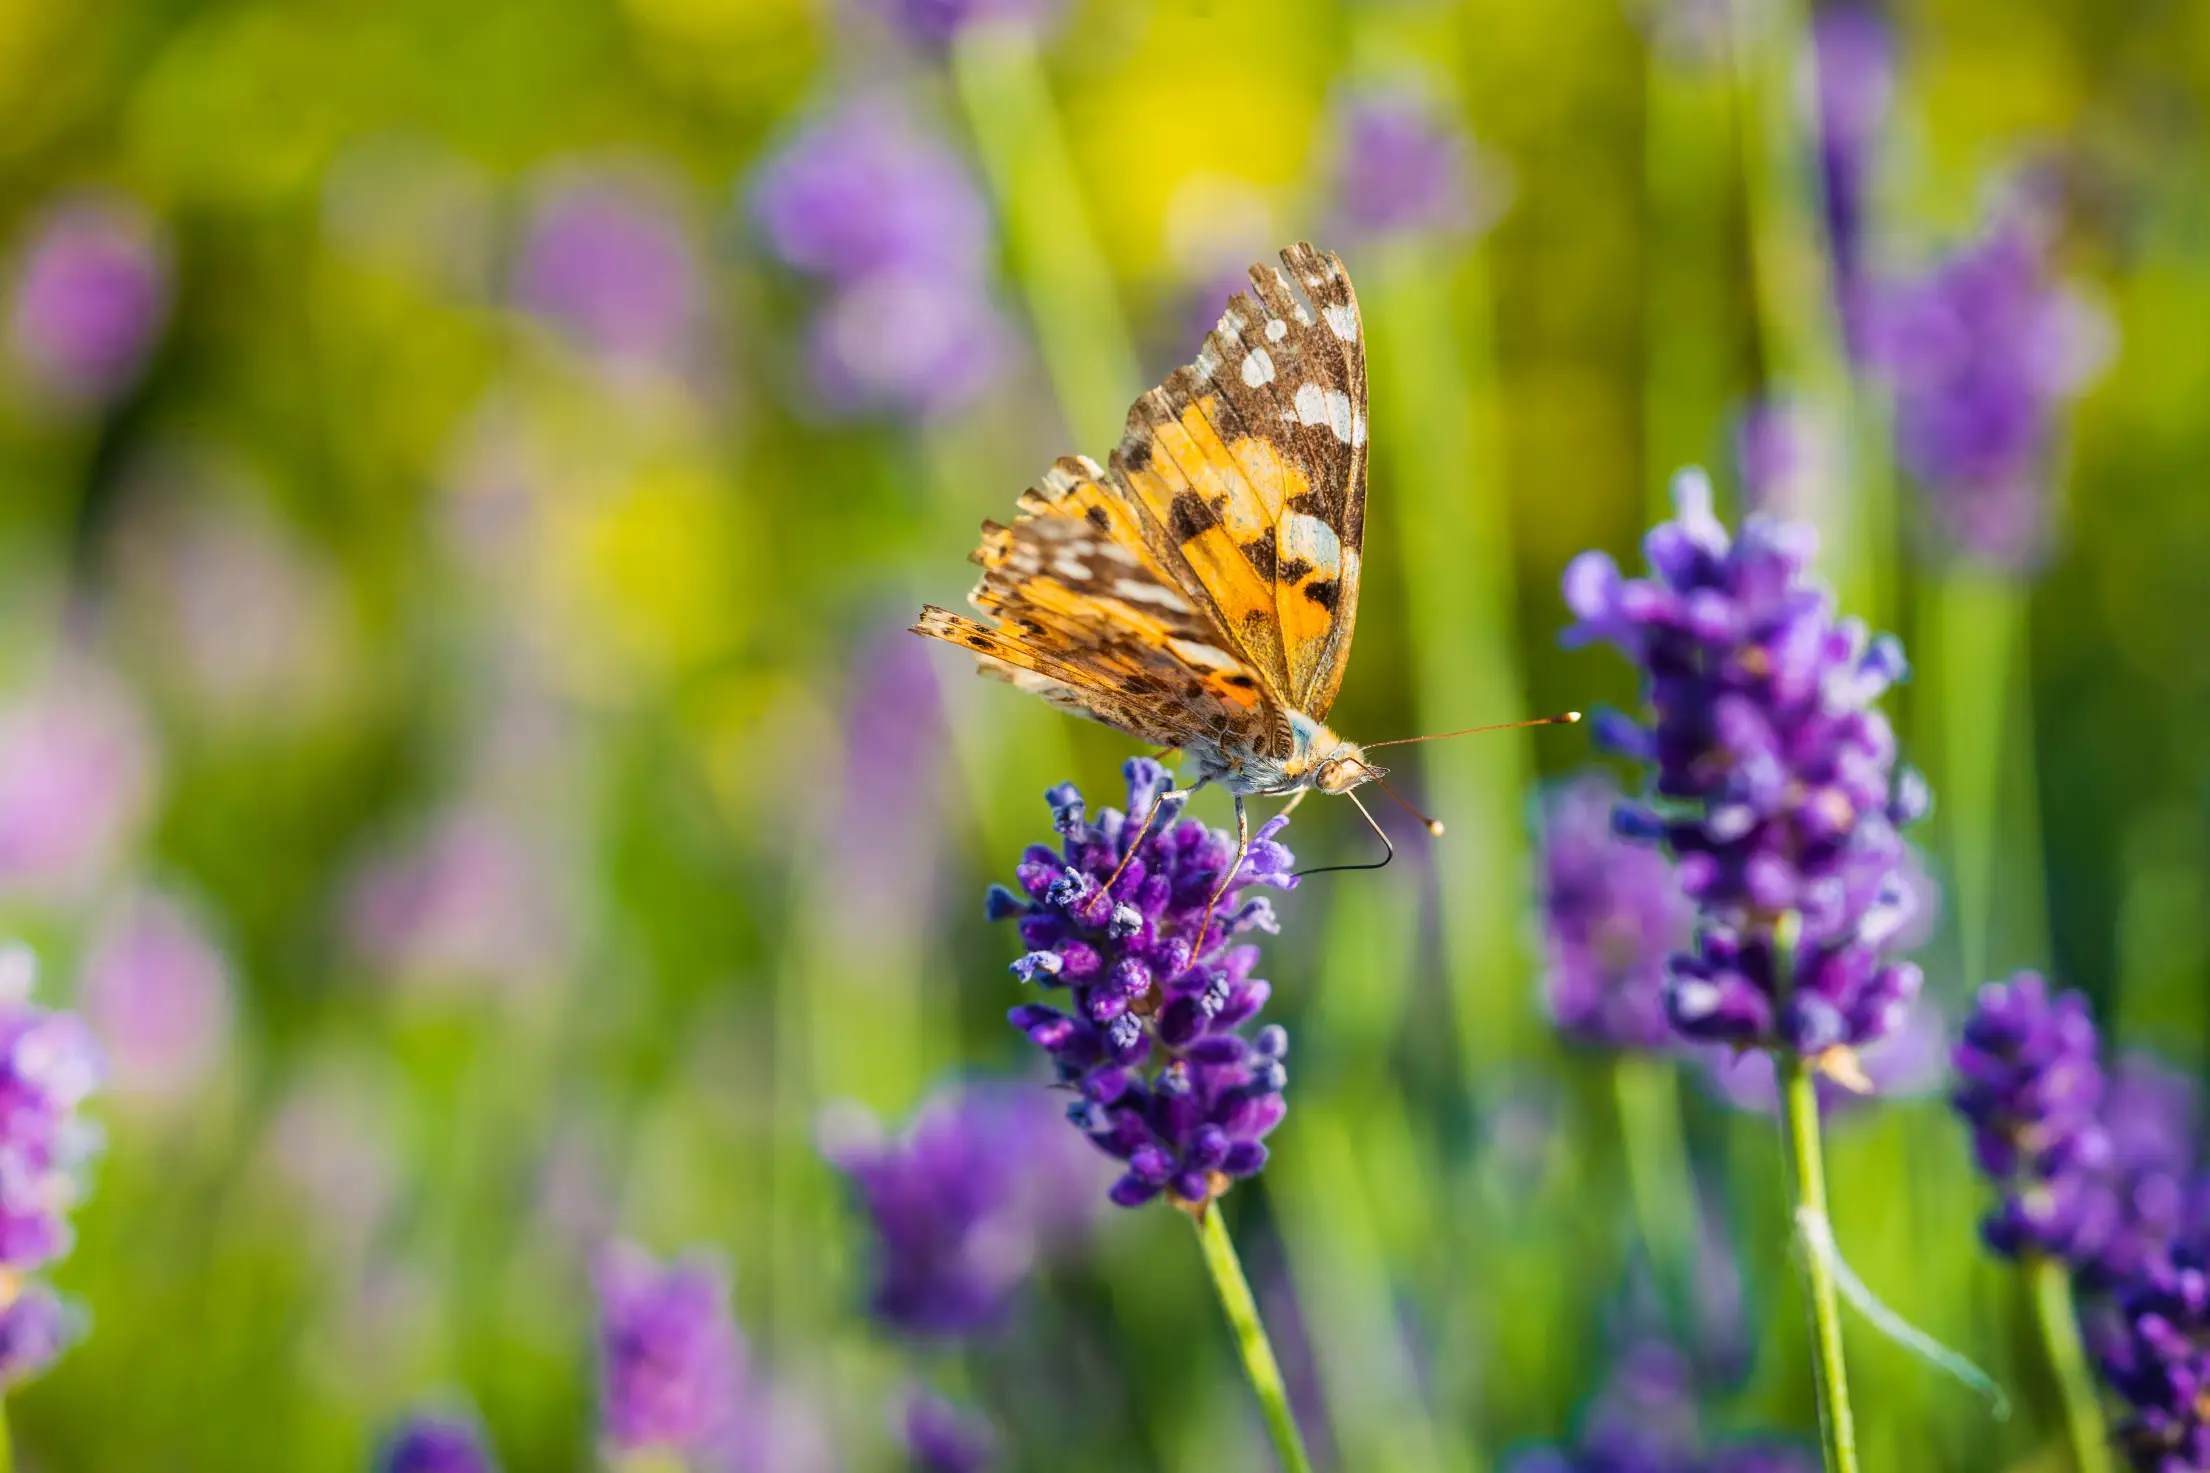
[
  {"left": 866, "top": 0, "right": 1063, "bottom": 46},
  {"left": 2096, "top": 1226, "right": 2210, "bottom": 1471},
  {"left": 835, "top": 628, "right": 948, "bottom": 939},
  {"left": 753, "top": 99, "right": 1011, "bottom": 422},
  {"left": 1539, "top": 772, "right": 1693, "bottom": 1052},
  {"left": 1562, "top": 469, "right": 1927, "bottom": 1070},
  {"left": 807, "top": 268, "right": 1011, "bottom": 422},
  {"left": 1872, "top": 212, "right": 2110, "bottom": 569},
  {"left": 999, "top": 758, "right": 1296, "bottom": 1212},
  {"left": 753, "top": 101, "right": 992, "bottom": 284},
  {"left": 1507, "top": 1339, "right": 1818, "bottom": 1473},
  {"left": 2086, "top": 1052, "right": 2204, "bottom": 1287},
  {"left": 376, "top": 1408, "right": 498, "bottom": 1473},
  {"left": 345, "top": 807, "right": 563, "bottom": 991},
  {"left": 823, "top": 1082, "right": 1102, "bottom": 1337},
  {"left": 0, "top": 1283, "right": 72, "bottom": 1389},
  {"left": 512, "top": 172, "right": 704, "bottom": 368},
  {"left": 1807, "top": 7, "right": 1893, "bottom": 355},
  {"left": 595, "top": 1241, "right": 750, "bottom": 1461},
  {"left": 0, "top": 664, "right": 157, "bottom": 898},
  {"left": 1950, "top": 973, "right": 2112, "bottom": 1265},
  {"left": 900, "top": 1388, "right": 996, "bottom": 1473},
  {"left": 79, "top": 887, "right": 233, "bottom": 1105},
  {"left": 6, "top": 192, "right": 171, "bottom": 407},
  {"left": 1733, "top": 399, "right": 1844, "bottom": 525},
  {"left": 1326, "top": 89, "right": 1486, "bottom": 244}
]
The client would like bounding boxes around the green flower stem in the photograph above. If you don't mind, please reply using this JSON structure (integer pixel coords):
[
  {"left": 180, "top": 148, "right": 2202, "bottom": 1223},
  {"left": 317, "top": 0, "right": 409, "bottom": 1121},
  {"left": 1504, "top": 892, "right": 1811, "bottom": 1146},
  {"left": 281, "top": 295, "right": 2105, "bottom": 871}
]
[
  {"left": 1613, "top": 1055, "right": 1698, "bottom": 1336},
  {"left": 0, "top": 1395, "right": 13, "bottom": 1473},
  {"left": 1193, "top": 1204, "right": 1317, "bottom": 1473},
  {"left": 1773, "top": 910, "right": 1861, "bottom": 1473},
  {"left": 1929, "top": 564, "right": 2034, "bottom": 992},
  {"left": 2030, "top": 1253, "right": 2113, "bottom": 1473},
  {"left": 950, "top": 24, "right": 1141, "bottom": 446}
]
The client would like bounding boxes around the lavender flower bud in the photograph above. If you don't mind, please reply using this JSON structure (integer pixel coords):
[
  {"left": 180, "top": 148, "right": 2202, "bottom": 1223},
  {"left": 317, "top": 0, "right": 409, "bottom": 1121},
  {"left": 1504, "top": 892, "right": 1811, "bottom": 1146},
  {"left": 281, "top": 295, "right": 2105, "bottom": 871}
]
[
  {"left": 5, "top": 192, "right": 171, "bottom": 408},
  {"left": 594, "top": 1242, "right": 749, "bottom": 1459},
  {"left": 1540, "top": 773, "right": 1694, "bottom": 1053},
  {"left": 375, "top": 1408, "right": 499, "bottom": 1473}
]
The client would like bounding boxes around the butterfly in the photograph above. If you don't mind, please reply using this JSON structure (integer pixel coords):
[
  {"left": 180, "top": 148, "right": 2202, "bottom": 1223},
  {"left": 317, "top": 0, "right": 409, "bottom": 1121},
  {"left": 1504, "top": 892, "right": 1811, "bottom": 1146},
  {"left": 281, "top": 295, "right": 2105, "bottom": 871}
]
[{"left": 912, "top": 243, "right": 1398, "bottom": 923}]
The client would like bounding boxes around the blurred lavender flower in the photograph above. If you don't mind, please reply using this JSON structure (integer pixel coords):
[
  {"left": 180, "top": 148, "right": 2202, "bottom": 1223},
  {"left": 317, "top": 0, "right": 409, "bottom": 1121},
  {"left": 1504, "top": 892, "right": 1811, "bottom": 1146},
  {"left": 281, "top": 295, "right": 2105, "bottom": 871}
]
[
  {"left": 595, "top": 1241, "right": 749, "bottom": 1462},
  {"left": 835, "top": 628, "right": 948, "bottom": 942},
  {"left": 345, "top": 807, "right": 564, "bottom": 992},
  {"left": 6, "top": 192, "right": 171, "bottom": 407},
  {"left": 1325, "top": 89, "right": 1496, "bottom": 245},
  {"left": 998, "top": 758, "right": 1295, "bottom": 1211},
  {"left": 1733, "top": 398, "right": 1845, "bottom": 526},
  {"left": 900, "top": 1388, "right": 996, "bottom": 1473},
  {"left": 375, "top": 1408, "right": 498, "bottom": 1473},
  {"left": 0, "top": 664, "right": 157, "bottom": 898},
  {"left": 513, "top": 172, "right": 704, "bottom": 370},
  {"left": 2096, "top": 1228, "right": 2210, "bottom": 1471},
  {"left": 1562, "top": 470, "right": 1927, "bottom": 1072},
  {"left": 1950, "top": 973, "right": 2112, "bottom": 1264},
  {"left": 1539, "top": 772, "right": 1693, "bottom": 1052},
  {"left": 1807, "top": 6, "right": 1893, "bottom": 355},
  {"left": 752, "top": 100, "right": 1010, "bottom": 420},
  {"left": 1702, "top": 993, "right": 1946, "bottom": 1116},
  {"left": 1506, "top": 1340, "right": 1818, "bottom": 1473},
  {"left": 2088, "top": 1052, "right": 2204, "bottom": 1287},
  {"left": 79, "top": 887, "right": 234, "bottom": 1105},
  {"left": 0, "top": 1283, "right": 71, "bottom": 1389},
  {"left": 866, "top": 0, "right": 1063, "bottom": 46},
  {"left": 1873, "top": 211, "right": 2109, "bottom": 569},
  {"left": 824, "top": 1082, "right": 1099, "bottom": 1337},
  {"left": 0, "top": 943, "right": 101, "bottom": 1387}
]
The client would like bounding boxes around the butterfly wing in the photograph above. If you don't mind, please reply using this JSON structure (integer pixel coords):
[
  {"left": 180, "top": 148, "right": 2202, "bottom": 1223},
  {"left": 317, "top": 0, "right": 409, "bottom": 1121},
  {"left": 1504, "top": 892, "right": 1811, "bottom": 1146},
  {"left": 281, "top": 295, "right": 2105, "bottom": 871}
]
[
  {"left": 914, "top": 455, "right": 1295, "bottom": 760},
  {"left": 1103, "top": 243, "right": 1367, "bottom": 719}
]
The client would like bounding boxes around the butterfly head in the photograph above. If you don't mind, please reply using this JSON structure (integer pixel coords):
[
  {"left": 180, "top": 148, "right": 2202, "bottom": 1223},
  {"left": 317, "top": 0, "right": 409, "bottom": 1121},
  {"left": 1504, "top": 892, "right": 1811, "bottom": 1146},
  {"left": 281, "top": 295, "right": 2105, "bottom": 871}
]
[{"left": 1312, "top": 742, "right": 1377, "bottom": 795}]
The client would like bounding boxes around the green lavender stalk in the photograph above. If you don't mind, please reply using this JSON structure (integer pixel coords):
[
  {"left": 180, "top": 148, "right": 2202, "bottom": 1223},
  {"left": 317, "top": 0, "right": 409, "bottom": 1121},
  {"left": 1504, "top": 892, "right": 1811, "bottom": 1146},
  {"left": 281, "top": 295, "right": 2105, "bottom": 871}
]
[
  {"left": 2029, "top": 1254, "right": 2113, "bottom": 1473},
  {"left": 1772, "top": 909, "right": 1862, "bottom": 1473},
  {"left": 1613, "top": 1054, "right": 1699, "bottom": 1337},
  {"left": 1193, "top": 1205, "right": 1317, "bottom": 1473}
]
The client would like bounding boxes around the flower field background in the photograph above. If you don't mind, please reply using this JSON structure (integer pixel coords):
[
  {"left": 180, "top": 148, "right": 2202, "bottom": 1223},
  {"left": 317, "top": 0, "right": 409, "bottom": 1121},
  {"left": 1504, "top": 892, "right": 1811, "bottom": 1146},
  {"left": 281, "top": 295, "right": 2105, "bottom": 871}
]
[{"left": 0, "top": 0, "right": 2206, "bottom": 1469}]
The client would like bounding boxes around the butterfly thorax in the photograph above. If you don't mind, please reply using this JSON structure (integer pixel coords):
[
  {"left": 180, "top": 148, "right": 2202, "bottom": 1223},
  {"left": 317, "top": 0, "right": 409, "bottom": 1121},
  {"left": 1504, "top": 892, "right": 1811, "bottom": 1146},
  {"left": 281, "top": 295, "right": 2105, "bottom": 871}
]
[{"left": 1194, "top": 713, "right": 1373, "bottom": 798}]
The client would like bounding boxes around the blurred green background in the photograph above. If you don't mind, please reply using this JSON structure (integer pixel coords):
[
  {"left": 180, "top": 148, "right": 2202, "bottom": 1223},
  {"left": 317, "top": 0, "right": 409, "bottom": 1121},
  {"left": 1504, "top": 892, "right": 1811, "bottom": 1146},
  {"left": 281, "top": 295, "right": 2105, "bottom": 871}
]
[{"left": 0, "top": 0, "right": 2206, "bottom": 1468}]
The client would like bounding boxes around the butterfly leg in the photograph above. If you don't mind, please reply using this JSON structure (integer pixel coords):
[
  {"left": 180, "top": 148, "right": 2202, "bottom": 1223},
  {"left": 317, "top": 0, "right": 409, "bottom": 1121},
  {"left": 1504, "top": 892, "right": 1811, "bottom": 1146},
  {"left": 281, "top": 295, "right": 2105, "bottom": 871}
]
[
  {"left": 1101, "top": 787, "right": 1183, "bottom": 898},
  {"left": 1197, "top": 793, "right": 1250, "bottom": 953},
  {"left": 1276, "top": 789, "right": 1310, "bottom": 821}
]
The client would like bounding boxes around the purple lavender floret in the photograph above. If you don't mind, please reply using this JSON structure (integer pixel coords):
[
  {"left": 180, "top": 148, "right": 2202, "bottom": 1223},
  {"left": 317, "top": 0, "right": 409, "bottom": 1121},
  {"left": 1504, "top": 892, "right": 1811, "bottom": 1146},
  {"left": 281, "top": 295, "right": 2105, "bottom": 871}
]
[
  {"left": 2085, "top": 1053, "right": 2204, "bottom": 1288},
  {"left": 1561, "top": 470, "right": 1926, "bottom": 1068},
  {"left": 594, "top": 1241, "right": 749, "bottom": 1460},
  {"left": 1871, "top": 211, "right": 2107, "bottom": 569},
  {"left": 997, "top": 758, "right": 1295, "bottom": 1212},
  {"left": 901, "top": 1388, "right": 996, "bottom": 1473},
  {"left": 376, "top": 1409, "right": 499, "bottom": 1473},
  {"left": 1540, "top": 772, "right": 1694, "bottom": 1053},
  {"left": 1950, "top": 972, "right": 2114, "bottom": 1264},
  {"left": 6, "top": 192, "right": 171, "bottom": 407},
  {"left": 825, "top": 1083, "right": 1095, "bottom": 1337}
]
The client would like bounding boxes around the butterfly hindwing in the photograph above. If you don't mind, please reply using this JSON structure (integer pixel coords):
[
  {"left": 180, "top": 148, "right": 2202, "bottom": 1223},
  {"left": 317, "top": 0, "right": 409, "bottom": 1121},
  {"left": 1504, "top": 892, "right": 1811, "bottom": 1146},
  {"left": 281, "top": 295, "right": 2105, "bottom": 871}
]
[{"left": 1105, "top": 243, "right": 1367, "bottom": 719}]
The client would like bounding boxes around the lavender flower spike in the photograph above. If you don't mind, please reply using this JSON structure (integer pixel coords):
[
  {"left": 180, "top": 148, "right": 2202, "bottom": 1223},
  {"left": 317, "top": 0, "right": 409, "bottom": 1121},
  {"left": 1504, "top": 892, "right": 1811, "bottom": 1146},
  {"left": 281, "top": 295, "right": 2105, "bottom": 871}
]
[
  {"left": 2098, "top": 1231, "right": 2210, "bottom": 1471},
  {"left": 1562, "top": 469, "right": 1928, "bottom": 1076},
  {"left": 1949, "top": 972, "right": 2112, "bottom": 1265},
  {"left": 901, "top": 1388, "right": 996, "bottom": 1473},
  {"left": 594, "top": 1241, "right": 749, "bottom": 1461},
  {"left": 998, "top": 758, "right": 1295, "bottom": 1212}
]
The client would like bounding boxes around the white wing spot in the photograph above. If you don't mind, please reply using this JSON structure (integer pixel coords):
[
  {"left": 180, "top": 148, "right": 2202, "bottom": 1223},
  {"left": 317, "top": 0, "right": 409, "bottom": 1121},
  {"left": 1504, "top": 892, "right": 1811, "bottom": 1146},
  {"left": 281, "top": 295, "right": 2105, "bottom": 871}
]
[
  {"left": 1241, "top": 348, "right": 1275, "bottom": 386},
  {"left": 1052, "top": 555, "right": 1092, "bottom": 582},
  {"left": 1323, "top": 303, "right": 1358, "bottom": 342},
  {"left": 1293, "top": 383, "right": 1329, "bottom": 426},
  {"left": 1273, "top": 269, "right": 1314, "bottom": 325},
  {"left": 1167, "top": 639, "right": 1243, "bottom": 672},
  {"left": 1114, "top": 579, "right": 1192, "bottom": 611},
  {"left": 1217, "top": 309, "right": 1246, "bottom": 338},
  {"left": 1265, "top": 318, "right": 1288, "bottom": 342},
  {"left": 1193, "top": 346, "right": 1220, "bottom": 382},
  {"left": 1280, "top": 512, "right": 1342, "bottom": 574}
]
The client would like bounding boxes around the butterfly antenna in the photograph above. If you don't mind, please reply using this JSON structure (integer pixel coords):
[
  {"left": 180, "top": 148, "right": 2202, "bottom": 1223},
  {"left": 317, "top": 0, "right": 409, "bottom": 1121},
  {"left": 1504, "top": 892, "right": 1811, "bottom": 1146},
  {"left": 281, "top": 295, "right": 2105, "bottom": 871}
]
[
  {"left": 1364, "top": 765, "right": 1446, "bottom": 837},
  {"left": 1362, "top": 710, "right": 1582, "bottom": 751},
  {"left": 1293, "top": 788, "right": 1395, "bottom": 879}
]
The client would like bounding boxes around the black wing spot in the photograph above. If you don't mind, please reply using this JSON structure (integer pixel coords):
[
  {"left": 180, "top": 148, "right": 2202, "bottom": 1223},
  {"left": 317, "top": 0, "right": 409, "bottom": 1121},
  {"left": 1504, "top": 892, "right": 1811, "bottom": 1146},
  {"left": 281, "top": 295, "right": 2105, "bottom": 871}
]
[
  {"left": 1085, "top": 504, "right": 1112, "bottom": 531},
  {"left": 1242, "top": 527, "right": 1278, "bottom": 582},
  {"left": 1277, "top": 555, "right": 1314, "bottom": 583},
  {"left": 1221, "top": 671, "right": 1259, "bottom": 690},
  {"left": 1169, "top": 491, "right": 1219, "bottom": 543},
  {"left": 1303, "top": 579, "right": 1340, "bottom": 611},
  {"left": 1123, "top": 436, "right": 1153, "bottom": 472}
]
